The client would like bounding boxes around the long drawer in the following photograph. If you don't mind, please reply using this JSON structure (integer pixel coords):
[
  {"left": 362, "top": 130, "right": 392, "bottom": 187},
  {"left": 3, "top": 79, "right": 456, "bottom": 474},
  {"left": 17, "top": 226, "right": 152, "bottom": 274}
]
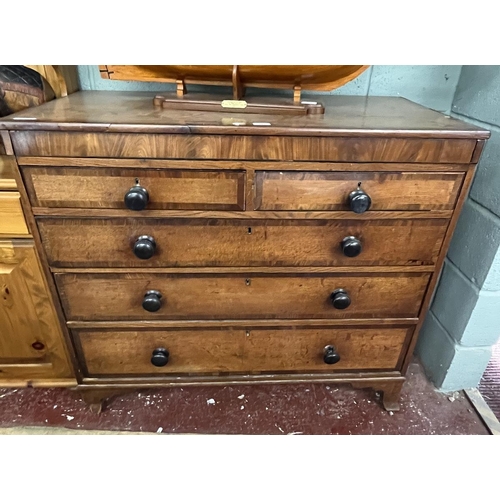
[
  {"left": 75, "top": 326, "right": 412, "bottom": 376},
  {"left": 255, "top": 171, "right": 464, "bottom": 211},
  {"left": 11, "top": 131, "right": 477, "bottom": 163},
  {"left": 23, "top": 167, "right": 245, "bottom": 210},
  {"left": 38, "top": 218, "right": 449, "bottom": 268},
  {"left": 56, "top": 273, "right": 431, "bottom": 321}
]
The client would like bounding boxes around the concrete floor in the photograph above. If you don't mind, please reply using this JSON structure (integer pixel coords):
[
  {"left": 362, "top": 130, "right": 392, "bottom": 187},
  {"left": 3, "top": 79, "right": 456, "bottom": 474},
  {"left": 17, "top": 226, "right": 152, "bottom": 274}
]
[{"left": 0, "top": 360, "right": 490, "bottom": 434}]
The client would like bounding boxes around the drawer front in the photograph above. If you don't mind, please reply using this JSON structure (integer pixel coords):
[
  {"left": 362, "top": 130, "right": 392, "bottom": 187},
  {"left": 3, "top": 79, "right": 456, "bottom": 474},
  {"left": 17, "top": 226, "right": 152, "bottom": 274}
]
[
  {"left": 0, "top": 192, "right": 29, "bottom": 235},
  {"left": 255, "top": 171, "right": 464, "bottom": 211},
  {"left": 23, "top": 167, "right": 245, "bottom": 210},
  {"left": 56, "top": 273, "right": 431, "bottom": 321},
  {"left": 39, "top": 218, "right": 449, "bottom": 268},
  {"left": 76, "top": 327, "right": 411, "bottom": 376},
  {"left": 11, "top": 131, "right": 475, "bottom": 163}
]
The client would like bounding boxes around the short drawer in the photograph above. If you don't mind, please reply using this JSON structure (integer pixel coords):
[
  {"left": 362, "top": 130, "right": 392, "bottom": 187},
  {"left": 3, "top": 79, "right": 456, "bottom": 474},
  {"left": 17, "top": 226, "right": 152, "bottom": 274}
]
[
  {"left": 75, "top": 326, "right": 412, "bottom": 376},
  {"left": 0, "top": 192, "right": 29, "bottom": 235},
  {"left": 56, "top": 273, "right": 431, "bottom": 321},
  {"left": 255, "top": 171, "right": 464, "bottom": 211},
  {"left": 23, "top": 167, "right": 245, "bottom": 210},
  {"left": 38, "top": 218, "right": 449, "bottom": 268}
]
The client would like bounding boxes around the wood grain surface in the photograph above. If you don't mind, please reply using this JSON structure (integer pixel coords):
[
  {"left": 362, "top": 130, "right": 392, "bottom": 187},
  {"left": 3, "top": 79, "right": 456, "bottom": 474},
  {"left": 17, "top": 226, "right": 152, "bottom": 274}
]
[
  {"left": 0, "top": 192, "right": 29, "bottom": 235},
  {"left": 255, "top": 171, "right": 464, "bottom": 211},
  {"left": 23, "top": 166, "right": 245, "bottom": 210},
  {"left": 76, "top": 326, "right": 411, "bottom": 376},
  {"left": 11, "top": 131, "right": 477, "bottom": 163},
  {"left": 56, "top": 272, "right": 431, "bottom": 321},
  {"left": 0, "top": 155, "right": 17, "bottom": 190},
  {"left": 0, "top": 93, "right": 489, "bottom": 140},
  {"left": 0, "top": 240, "right": 73, "bottom": 380},
  {"left": 38, "top": 218, "right": 448, "bottom": 268}
]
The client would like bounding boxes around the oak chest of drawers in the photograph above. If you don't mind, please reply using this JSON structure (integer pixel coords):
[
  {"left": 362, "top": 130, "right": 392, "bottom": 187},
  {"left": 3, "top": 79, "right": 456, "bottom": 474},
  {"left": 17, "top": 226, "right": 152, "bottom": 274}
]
[{"left": 0, "top": 91, "right": 489, "bottom": 412}]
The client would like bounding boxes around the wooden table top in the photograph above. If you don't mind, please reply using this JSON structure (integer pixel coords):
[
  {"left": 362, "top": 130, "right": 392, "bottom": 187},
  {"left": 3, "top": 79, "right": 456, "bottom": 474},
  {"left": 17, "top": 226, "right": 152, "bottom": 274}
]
[{"left": 0, "top": 91, "right": 489, "bottom": 139}]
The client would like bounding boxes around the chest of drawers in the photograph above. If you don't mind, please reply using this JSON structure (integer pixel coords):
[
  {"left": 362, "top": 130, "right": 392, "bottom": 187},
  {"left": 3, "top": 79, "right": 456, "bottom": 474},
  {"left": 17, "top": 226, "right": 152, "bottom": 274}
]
[{"left": 0, "top": 91, "right": 489, "bottom": 412}]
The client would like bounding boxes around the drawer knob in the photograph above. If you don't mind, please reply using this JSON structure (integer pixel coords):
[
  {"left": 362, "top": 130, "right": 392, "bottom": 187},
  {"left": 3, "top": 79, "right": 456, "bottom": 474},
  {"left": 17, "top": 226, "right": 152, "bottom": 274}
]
[
  {"left": 323, "top": 345, "right": 341, "bottom": 365},
  {"left": 330, "top": 289, "right": 351, "bottom": 309},
  {"left": 143, "top": 290, "right": 162, "bottom": 312},
  {"left": 341, "top": 236, "right": 362, "bottom": 257},
  {"left": 134, "top": 235, "right": 156, "bottom": 259},
  {"left": 348, "top": 183, "right": 371, "bottom": 214},
  {"left": 151, "top": 347, "right": 170, "bottom": 367},
  {"left": 124, "top": 182, "right": 149, "bottom": 211}
]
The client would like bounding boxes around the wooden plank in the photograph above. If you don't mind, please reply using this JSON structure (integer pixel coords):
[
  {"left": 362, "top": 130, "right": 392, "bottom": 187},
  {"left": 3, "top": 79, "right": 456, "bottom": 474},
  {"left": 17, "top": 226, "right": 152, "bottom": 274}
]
[
  {"left": 78, "top": 374, "right": 406, "bottom": 386},
  {"left": 17, "top": 157, "right": 472, "bottom": 172},
  {"left": 67, "top": 318, "right": 419, "bottom": 328},
  {"left": 31, "top": 207, "right": 455, "bottom": 219},
  {"left": 52, "top": 266, "right": 436, "bottom": 274}
]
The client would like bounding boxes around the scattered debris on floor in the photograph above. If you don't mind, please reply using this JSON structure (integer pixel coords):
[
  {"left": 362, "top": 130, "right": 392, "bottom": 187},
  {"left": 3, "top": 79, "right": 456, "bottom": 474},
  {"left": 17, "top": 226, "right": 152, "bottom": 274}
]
[{"left": 0, "top": 361, "right": 489, "bottom": 434}]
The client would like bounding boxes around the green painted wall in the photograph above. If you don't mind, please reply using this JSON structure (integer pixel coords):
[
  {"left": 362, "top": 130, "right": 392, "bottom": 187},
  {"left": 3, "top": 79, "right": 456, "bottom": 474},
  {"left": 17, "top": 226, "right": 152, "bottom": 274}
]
[
  {"left": 417, "top": 66, "right": 500, "bottom": 391},
  {"left": 77, "top": 65, "right": 462, "bottom": 113}
]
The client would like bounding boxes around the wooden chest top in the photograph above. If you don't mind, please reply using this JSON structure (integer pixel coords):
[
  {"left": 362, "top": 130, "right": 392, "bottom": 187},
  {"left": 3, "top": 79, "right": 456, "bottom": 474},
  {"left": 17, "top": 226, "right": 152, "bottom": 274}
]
[{"left": 0, "top": 91, "right": 489, "bottom": 139}]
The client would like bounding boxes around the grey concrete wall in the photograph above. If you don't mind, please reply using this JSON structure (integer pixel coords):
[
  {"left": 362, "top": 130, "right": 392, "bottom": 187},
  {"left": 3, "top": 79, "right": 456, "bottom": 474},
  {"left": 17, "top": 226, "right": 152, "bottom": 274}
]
[
  {"left": 77, "top": 65, "right": 462, "bottom": 113},
  {"left": 417, "top": 66, "right": 500, "bottom": 391}
]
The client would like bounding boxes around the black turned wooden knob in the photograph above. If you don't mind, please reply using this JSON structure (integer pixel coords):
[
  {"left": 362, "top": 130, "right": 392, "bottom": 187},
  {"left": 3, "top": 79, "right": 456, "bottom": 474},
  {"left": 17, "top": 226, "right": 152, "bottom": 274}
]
[
  {"left": 330, "top": 289, "right": 351, "bottom": 309},
  {"left": 348, "top": 184, "right": 371, "bottom": 214},
  {"left": 341, "top": 236, "right": 362, "bottom": 257},
  {"left": 151, "top": 347, "right": 169, "bottom": 367},
  {"left": 133, "top": 235, "right": 156, "bottom": 259},
  {"left": 323, "top": 345, "right": 341, "bottom": 365},
  {"left": 124, "top": 184, "right": 149, "bottom": 211},
  {"left": 142, "top": 290, "right": 162, "bottom": 312}
]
